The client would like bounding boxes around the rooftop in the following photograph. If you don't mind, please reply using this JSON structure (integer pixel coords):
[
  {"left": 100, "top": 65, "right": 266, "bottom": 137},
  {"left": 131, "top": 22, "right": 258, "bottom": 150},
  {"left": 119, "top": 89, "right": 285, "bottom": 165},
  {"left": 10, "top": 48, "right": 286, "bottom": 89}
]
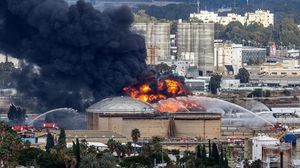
[{"left": 86, "top": 96, "right": 155, "bottom": 114}]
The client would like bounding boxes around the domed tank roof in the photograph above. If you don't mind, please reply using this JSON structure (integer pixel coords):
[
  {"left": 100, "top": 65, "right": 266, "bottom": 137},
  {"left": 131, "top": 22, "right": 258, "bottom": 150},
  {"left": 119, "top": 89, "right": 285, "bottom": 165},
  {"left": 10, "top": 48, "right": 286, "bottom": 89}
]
[{"left": 86, "top": 96, "right": 155, "bottom": 114}]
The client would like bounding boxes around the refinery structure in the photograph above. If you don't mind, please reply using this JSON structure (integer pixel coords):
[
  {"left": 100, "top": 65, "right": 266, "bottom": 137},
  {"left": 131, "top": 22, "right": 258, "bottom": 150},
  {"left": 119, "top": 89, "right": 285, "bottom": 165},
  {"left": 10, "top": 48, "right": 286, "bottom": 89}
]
[
  {"left": 177, "top": 22, "right": 215, "bottom": 76},
  {"left": 133, "top": 22, "right": 171, "bottom": 64},
  {"left": 2, "top": 0, "right": 300, "bottom": 167}
]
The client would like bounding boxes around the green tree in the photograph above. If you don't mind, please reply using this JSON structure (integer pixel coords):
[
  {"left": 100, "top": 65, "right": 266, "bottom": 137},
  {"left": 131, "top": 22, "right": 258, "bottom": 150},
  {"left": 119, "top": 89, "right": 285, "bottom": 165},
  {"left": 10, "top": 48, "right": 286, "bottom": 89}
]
[
  {"left": 251, "top": 159, "right": 262, "bottom": 168},
  {"left": 125, "top": 142, "right": 133, "bottom": 156},
  {"left": 131, "top": 128, "right": 141, "bottom": 153},
  {"left": 265, "top": 90, "right": 271, "bottom": 97},
  {"left": 196, "top": 144, "right": 202, "bottom": 158},
  {"left": 7, "top": 104, "right": 26, "bottom": 124},
  {"left": 45, "top": 132, "right": 55, "bottom": 153},
  {"left": 98, "top": 153, "right": 117, "bottom": 168},
  {"left": 57, "top": 128, "right": 66, "bottom": 148},
  {"left": 36, "top": 151, "right": 65, "bottom": 168},
  {"left": 18, "top": 148, "right": 45, "bottom": 167},
  {"left": 79, "top": 154, "right": 99, "bottom": 168},
  {"left": 115, "top": 141, "right": 125, "bottom": 158},
  {"left": 73, "top": 138, "right": 81, "bottom": 168},
  {"left": 236, "top": 68, "right": 250, "bottom": 83},
  {"left": 208, "top": 139, "right": 212, "bottom": 158},
  {"left": 209, "top": 74, "right": 222, "bottom": 94},
  {"left": 282, "top": 89, "right": 291, "bottom": 96},
  {"left": 211, "top": 143, "right": 220, "bottom": 163},
  {"left": 0, "top": 121, "right": 23, "bottom": 167},
  {"left": 248, "top": 59, "right": 255, "bottom": 65},
  {"left": 7, "top": 104, "right": 17, "bottom": 121},
  {"left": 107, "top": 138, "right": 117, "bottom": 153},
  {"left": 201, "top": 144, "right": 206, "bottom": 158},
  {"left": 50, "top": 147, "right": 76, "bottom": 168},
  {"left": 248, "top": 89, "right": 271, "bottom": 97}
]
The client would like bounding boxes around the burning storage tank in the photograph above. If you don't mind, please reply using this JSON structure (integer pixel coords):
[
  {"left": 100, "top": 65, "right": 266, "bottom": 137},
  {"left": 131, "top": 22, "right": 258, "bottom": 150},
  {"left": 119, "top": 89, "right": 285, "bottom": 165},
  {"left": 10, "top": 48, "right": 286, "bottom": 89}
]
[
  {"left": 122, "top": 76, "right": 275, "bottom": 129},
  {"left": 86, "top": 96, "right": 222, "bottom": 139}
]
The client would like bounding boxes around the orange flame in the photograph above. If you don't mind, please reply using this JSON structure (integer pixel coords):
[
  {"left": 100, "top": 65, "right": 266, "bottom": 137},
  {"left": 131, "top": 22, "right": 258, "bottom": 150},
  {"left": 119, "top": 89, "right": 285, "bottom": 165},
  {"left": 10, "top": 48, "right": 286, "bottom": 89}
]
[
  {"left": 154, "top": 98, "right": 205, "bottom": 113},
  {"left": 123, "top": 78, "right": 188, "bottom": 103}
]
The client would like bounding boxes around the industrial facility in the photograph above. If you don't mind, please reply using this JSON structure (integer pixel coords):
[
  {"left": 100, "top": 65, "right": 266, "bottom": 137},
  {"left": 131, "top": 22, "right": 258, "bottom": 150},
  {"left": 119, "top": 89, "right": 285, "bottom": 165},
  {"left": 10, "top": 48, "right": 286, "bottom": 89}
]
[
  {"left": 86, "top": 96, "right": 221, "bottom": 139},
  {"left": 133, "top": 22, "right": 171, "bottom": 64},
  {"left": 177, "top": 22, "right": 214, "bottom": 76}
]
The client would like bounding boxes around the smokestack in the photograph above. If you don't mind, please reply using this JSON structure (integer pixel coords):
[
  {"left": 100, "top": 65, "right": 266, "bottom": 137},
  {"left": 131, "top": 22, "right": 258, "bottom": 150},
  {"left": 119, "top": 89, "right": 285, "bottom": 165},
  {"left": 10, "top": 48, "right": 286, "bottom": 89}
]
[
  {"left": 0, "top": 0, "right": 147, "bottom": 111},
  {"left": 5, "top": 54, "right": 8, "bottom": 63}
]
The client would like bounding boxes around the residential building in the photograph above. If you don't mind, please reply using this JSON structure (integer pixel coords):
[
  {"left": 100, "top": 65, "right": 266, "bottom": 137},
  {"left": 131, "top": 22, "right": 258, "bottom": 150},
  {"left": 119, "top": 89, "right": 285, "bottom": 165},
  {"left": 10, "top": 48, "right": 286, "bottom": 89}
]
[
  {"left": 242, "top": 47, "right": 266, "bottom": 64},
  {"left": 177, "top": 22, "right": 214, "bottom": 76},
  {"left": 214, "top": 42, "right": 242, "bottom": 75},
  {"left": 133, "top": 22, "right": 171, "bottom": 64},
  {"left": 245, "top": 10, "right": 274, "bottom": 27},
  {"left": 219, "top": 13, "right": 246, "bottom": 25},
  {"left": 190, "top": 10, "right": 274, "bottom": 27},
  {"left": 190, "top": 11, "right": 220, "bottom": 23}
]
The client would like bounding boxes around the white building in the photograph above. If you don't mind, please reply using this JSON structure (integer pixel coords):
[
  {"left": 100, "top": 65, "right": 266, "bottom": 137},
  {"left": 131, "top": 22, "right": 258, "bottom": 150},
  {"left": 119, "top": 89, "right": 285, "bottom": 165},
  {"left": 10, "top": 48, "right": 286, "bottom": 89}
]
[
  {"left": 133, "top": 22, "right": 171, "bottom": 64},
  {"left": 190, "top": 11, "right": 220, "bottom": 23},
  {"left": 185, "top": 78, "right": 209, "bottom": 94},
  {"left": 245, "top": 10, "right": 274, "bottom": 27},
  {"left": 214, "top": 42, "right": 242, "bottom": 75},
  {"left": 220, "top": 79, "right": 240, "bottom": 89},
  {"left": 190, "top": 10, "right": 274, "bottom": 27},
  {"left": 219, "top": 13, "right": 246, "bottom": 25},
  {"left": 260, "top": 59, "right": 300, "bottom": 76},
  {"left": 251, "top": 135, "right": 279, "bottom": 161}
]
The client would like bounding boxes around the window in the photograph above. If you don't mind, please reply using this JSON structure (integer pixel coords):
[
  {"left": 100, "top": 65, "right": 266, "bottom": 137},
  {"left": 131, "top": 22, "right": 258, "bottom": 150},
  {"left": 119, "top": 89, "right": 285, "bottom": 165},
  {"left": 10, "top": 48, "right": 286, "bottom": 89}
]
[{"left": 281, "top": 72, "right": 287, "bottom": 75}]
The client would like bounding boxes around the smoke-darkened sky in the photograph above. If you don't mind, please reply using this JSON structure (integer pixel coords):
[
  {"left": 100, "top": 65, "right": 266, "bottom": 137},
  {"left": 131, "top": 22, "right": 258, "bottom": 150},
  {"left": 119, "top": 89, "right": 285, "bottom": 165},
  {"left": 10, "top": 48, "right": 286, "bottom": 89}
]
[{"left": 0, "top": 0, "right": 147, "bottom": 111}]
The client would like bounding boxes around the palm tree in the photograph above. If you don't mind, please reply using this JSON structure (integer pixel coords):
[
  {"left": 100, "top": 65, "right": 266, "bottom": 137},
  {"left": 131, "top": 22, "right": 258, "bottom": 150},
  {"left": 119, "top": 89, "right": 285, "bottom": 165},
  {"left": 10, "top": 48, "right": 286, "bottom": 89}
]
[
  {"left": 125, "top": 142, "right": 133, "bottom": 156},
  {"left": 115, "top": 142, "right": 124, "bottom": 159},
  {"left": 107, "top": 138, "right": 117, "bottom": 154},
  {"left": 131, "top": 128, "right": 140, "bottom": 154}
]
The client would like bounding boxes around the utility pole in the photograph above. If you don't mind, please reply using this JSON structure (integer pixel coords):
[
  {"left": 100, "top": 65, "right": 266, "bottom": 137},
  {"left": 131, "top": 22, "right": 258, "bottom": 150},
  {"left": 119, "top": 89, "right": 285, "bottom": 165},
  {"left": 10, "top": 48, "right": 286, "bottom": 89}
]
[{"left": 161, "top": 145, "right": 164, "bottom": 166}]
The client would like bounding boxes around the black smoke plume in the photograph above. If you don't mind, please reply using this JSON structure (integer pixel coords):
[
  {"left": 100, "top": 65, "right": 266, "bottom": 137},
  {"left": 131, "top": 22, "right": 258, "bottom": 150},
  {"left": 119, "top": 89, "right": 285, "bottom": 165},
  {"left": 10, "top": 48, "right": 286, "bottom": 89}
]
[{"left": 0, "top": 0, "right": 147, "bottom": 111}]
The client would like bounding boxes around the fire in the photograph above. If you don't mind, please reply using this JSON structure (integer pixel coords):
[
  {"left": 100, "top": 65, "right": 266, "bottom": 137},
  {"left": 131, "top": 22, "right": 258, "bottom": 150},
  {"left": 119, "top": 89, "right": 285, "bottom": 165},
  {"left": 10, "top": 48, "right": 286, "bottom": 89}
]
[
  {"left": 155, "top": 100, "right": 186, "bottom": 113},
  {"left": 123, "top": 77, "right": 188, "bottom": 103},
  {"left": 155, "top": 98, "right": 206, "bottom": 113},
  {"left": 140, "top": 84, "right": 151, "bottom": 93}
]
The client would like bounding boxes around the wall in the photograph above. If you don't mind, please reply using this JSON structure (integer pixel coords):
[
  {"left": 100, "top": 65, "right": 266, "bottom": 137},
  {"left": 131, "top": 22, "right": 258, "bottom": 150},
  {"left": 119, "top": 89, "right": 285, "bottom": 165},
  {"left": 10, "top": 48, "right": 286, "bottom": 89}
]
[{"left": 91, "top": 115, "right": 221, "bottom": 139}]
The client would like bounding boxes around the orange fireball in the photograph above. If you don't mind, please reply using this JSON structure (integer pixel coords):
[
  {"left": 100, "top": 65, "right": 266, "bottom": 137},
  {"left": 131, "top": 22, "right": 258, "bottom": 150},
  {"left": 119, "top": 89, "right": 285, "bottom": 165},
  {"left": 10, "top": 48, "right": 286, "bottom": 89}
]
[{"left": 123, "top": 77, "right": 189, "bottom": 103}]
